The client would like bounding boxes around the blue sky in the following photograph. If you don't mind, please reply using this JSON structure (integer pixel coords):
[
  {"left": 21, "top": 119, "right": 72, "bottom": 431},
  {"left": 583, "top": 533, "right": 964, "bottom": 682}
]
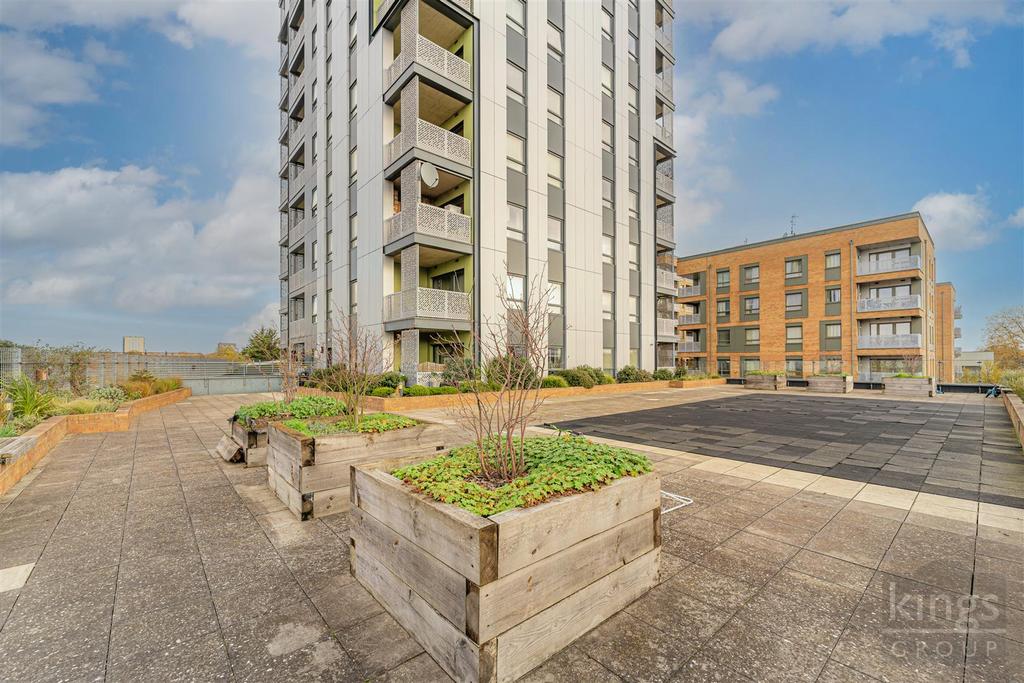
[{"left": 0, "top": 0, "right": 1021, "bottom": 353}]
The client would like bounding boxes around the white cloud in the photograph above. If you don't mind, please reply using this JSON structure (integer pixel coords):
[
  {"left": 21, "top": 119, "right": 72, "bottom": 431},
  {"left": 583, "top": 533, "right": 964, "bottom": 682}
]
[
  {"left": 82, "top": 39, "right": 128, "bottom": 66},
  {"left": 1008, "top": 207, "right": 1024, "bottom": 227},
  {"left": 1, "top": 163, "right": 278, "bottom": 312},
  {"left": 224, "top": 301, "right": 280, "bottom": 346},
  {"left": 912, "top": 189, "right": 997, "bottom": 250},
  {"left": 682, "top": 0, "right": 1014, "bottom": 68}
]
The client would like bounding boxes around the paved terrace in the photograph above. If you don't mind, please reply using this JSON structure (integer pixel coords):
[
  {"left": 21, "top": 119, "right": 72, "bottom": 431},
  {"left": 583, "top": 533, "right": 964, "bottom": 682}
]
[{"left": 0, "top": 388, "right": 1021, "bottom": 682}]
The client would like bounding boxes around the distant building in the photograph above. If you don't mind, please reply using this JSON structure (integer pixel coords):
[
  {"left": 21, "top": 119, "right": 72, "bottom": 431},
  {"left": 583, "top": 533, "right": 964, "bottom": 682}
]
[
  {"left": 123, "top": 336, "right": 145, "bottom": 354},
  {"left": 674, "top": 212, "right": 948, "bottom": 381},
  {"left": 934, "top": 282, "right": 959, "bottom": 383},
  {"left": 955, "top": 350, "right": 994, "bottom": 380}
]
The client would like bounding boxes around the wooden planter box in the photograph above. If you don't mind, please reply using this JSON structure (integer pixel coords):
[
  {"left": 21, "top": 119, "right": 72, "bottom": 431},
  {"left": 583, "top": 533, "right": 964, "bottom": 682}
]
[
  {"left": 807, "top": 375, "right": 853, "bottom": 394},
  {"left": 266, "top": 418, "right": 449, "bottom": 521},
  {"left": 745, "top": 374, "right": 782, "bottom": 390},
  {"left": 349, "top": 466, "right": 662, "bottom": 683},
  {"left": 883, "top": 377, "right": 935, "bottom": 398}
]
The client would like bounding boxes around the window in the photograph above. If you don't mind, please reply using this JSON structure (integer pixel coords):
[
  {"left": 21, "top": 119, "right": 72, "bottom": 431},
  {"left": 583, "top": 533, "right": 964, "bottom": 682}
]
[
  {"left": 601, "top": 10, "right": 613, "bottom": 39},
  {"left": 326, "top": 113, "right": 333, "bottom": 143},
  {"left": 291, "top": 295, "right": 305, "bottom": 321},
  {"left": 311, "top": 293, "right": 319, "bottom": 325},
  {"left": 326, "top": 230, "right": 333, "bottom": 261},
  {"left": 349, "top": 81, "right": 357, "bottom": 115},
  {"left": 602, "top": 121, "right": 613, "bottom": 151},
  {"left": 825, "top": 322, "right": 842, "bottom": 339},
  {"left": 602, "top": 291, "right": 613, "bottom": 316},
  {"left": 547, "top": 88, "right": 563, "bottom": 125},
  {"left": 311, "top": 78, "right": 318, "bottom": 111},
  {"left": 602, "top": 178, "right": 613, "bottom": 210},
  {"left": 627, "top": 191, "right": 638, "bottom": 217},
  {"left": 744, "top": 296, "right": 760, "bottom": 315},
  {"left": 312, "top": 240, "right": 319, "bottom": 270},
  {"left": 311, "top": 186, "right": 319, "bottom": 219},
  {"left": 825, "top": 252, "right": 841, "bottom": 269},
  {"left": 547, "top": 153, "right": 563, "bottom": 188},
  {"left": 326, "top": 171, "right": 333, "bottom": 204},
  {"left": 826, "top": 287, "right": 841, "bottom": 304},
  {"left": 311, "top": 25, "right": 318, "bottom": 55},
  {"left": 869, "top": 284, "right": 912, "bottom": 299},
  {"left": 786, "top": 358, "right": 804, "bottom": 377},
  {"left": 627, "top": 85, "right": 638, "bottom": 114},
  {"left": 786, "top": 291, "right": 803, "bottom": 312},
  {"left": 506, "top": 134, "right": 526, "bottom": 174},
  {"left": 785, "top": 258, "right": 803, "bottom": 278},
  {"left": 547, "top": 217, "right": 563, "bottom": 250},
  {"left": 786, "top": 325, "right": 803, "bottom": 342},
  {"left": 718, "top": 329, "right": 731, "bottom": 345},
  {"left": 717, "top": 300, "right": 730, "bottom": 317},
  {"left": 628, "top": 242, "right": 639, "bottom": 268},
  {"left": 349, "top": 11, "right": 357, "bottom": 45},
  {"left": 311, "top": 133, "right": 318, "bottom": 164},
  {"left": 506, "top": 274, "right": 525, "bottom": 306},
  {"left": 603, "top": 348, "right": 613, "bottom": 373},
  {"left": 548, "top": 282, "right": 563, "bottom": 314},
  {"left": 628, "top": 32, "right": 638, "bottom": 58},
  {"left": 716, "top": 269, "right": 730, "bottom": 289},
  {"left": 869, "top": 321, "right": 911, "bottom": 336},
  {"left": 432, "top": 269, "right": 465, "bottom": 292},
  {"left": 601, "top": 66, "right": 613, "bottom": 97},
  {"left": 743, "top": 265, "right": 760, "bottom": 284},
  {"left": 548, "top": 346, "right": 564, "bottom": 369},
  {"left": 628, "top": 295, "right": 639, "bottom": 323},
  {"left": 548, "top": 24, "right": 563, "bottom": 58},
  {"left": 628, "top": 137, "right": 639, "bottom": 163},
  {"left": 602, "top": 235, "right": 614, "bottom": 265},
  {"left": 742, "top": 358, "right": 761, "bottom": 375},
  {"left": 507, "top": 63, "right": 525, "bottom": 104},
  {"left": 349, "top": 148, "right": 357, "bottom": 179},
  {"left": 717, "top": 358, "right": 731, "bottom": 376},
  {"left": 507, "top": 0, "right": 525, "bottom": 31},
  {"left": 506, "top": 203, "right": 525, "bottom": 240},
  {"left": 349, "top": 280, "right": 357, "bottom": 317},
  {"left": 745, "top": 328, "right": 760, "bottom": 344}
]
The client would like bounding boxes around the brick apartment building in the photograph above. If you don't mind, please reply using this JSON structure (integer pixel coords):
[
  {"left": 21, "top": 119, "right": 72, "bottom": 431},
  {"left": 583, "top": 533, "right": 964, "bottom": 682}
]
[{"left": 674, "top": 212, "right": 956, "bottom": 382}]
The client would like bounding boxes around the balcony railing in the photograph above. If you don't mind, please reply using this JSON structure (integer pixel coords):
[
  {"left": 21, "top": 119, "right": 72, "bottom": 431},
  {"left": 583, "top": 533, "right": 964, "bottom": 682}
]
[
  {"left": 656, "top": 171, "right": 674, "bottom": 196},
  {"left": 856, "top": 294, "right": 922, "bottom": 313},
  {"left": 385, "top": 288, "right": 472, "bottom": 322},
  {"left": 280, "top": 212, "right": 288, "bottom": 240},
  {"left": 656, "top": 269, "right": 676, "bottom": 290},
  {"left": 385, "top": 204, "right": 472, "bottom": 246},
  {"left": 385, "top": 35, "right": 472, "bottom": 91},
  {"left": 655, "top": 73, "right": 673, "bottom": 100},
  {"left": 954, "top": 327, "right": 962, "bottom": 339},
  {"left": 280, "top": 178, "right": 289, "bottom": 204},
  {"left": 678, "top": 341, "right": 701, "bottom": 353},
  {"left": 658, "top": 0, "right": 673, "bottom": 14},
  {"left": 856, "top": 255, "right": 922, "bottom": 275},
  {"left": 657, "top": 318, "right": 677, "bottom": 337},
  {"left": 678, "top": 284, "right": 702, "bottom": 297},
  {"left": 857, "top": 334, "right": 923, "bottom": 349},
  {"left": 678, "top": 313, "right": 701, "bottom": 325},
  {"left": 954, "top": 304, "right": 962, "bottom": 319},
  {"left": 656, "top": 220, "right": 674, "bottom": 243},
  {"left": 654, "top": 121, "right": 673, "bottom": 147},
  {"left": 385, "top": 119, "right": 472, "bottom": 168},
  {"left": 288, "top": 162, "right": 304, "bottom": 182},
  {"left": 655, "top": 26, "right": 674, "bottom": 53}
]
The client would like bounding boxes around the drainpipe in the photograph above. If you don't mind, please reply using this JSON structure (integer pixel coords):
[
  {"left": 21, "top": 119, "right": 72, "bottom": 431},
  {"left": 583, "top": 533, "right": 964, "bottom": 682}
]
[{"left": 849, "top": 240, "right": 855, "bottom": 379}]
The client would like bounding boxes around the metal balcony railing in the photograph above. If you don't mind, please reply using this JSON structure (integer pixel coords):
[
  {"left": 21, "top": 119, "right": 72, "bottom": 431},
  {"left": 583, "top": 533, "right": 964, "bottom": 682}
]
[
  {"left": 288, "top": 162, "right": 304, "bottom": 182},
  {"left": 280, "top": 178, "right": 289, "bottom": 204},
  {"left": 678, "top": 313, "right": 701, "bottom": 325},
  {"left": 385, "top": 288, "right": 472, "bottom": 322},
  {"left": 385, "top": 119, "right": 472, "bottom": 168},
  {"left": 654, "top": 121, "right": 673, "bottom": 147},
  {"left": 385, "top": 35, "right": 472, "bottom": 91},
  {"left": 954, "top": 327, "right": 962, "bottom": 339},
  {"left": 659, "top": 0, "right": 673, "bottom": 14},
  {"left": 954, "top": 304, "right": 963, "bottom": 319},
  {"left": 856, "top": 255, "right": 922, "bottom": 275},
  {"left": 655, "top": 26, "right": 674, "bottom": 53},
  {"left": 280, "top": 212, "right": 288, "bottom": 239},
  {"left": 290, "top": 208, "right": 305, "bottom": 229},
  {"left": 678, "top": 341, "right": 701, "bottom": 353},
  {"left": 655, "top": 73, "right": 673, "bottom": 100},
  {"left": 656, "top": 171, "right": 674, "bottom": 196},
  {"left": 656, "top": 269, "right": 676, "bottom": 290},
  {"left": 385, "top": 204, "right": 472, "bottom": 246},
  {"left": 657, "top": 318, "right": 677, "bottom": 337},
  {"left": 856, "top": 294, "right": 922, "bottom": 313},
  {"left": 857, "top": 334, "right": 923, "bottom": 349},
  {"left": 656, "top": 220, "right": 674, "bottom": 243},
  {"left": 678, "top": 284, "right": 702, "bottom": 297}
]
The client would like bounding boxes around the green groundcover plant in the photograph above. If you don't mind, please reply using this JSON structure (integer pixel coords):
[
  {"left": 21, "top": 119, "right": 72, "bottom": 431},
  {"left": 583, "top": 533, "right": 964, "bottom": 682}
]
[
  {"left": 234, "top": 395, "right": 347, "bottom": 424},
  {"left": 281, "top": 413, "right": 416, "bottom": 437},
  {"left": 392, "top": 435, "right": 652, "bottom": 516}
]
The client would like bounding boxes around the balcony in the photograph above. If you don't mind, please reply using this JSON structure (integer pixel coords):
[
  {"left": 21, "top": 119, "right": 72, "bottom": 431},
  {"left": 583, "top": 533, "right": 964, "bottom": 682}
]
[
  {"left": 655, "top": 170, "right": 674, "bottom": 197},
  {"left": 385, "top": 204, "right": 472, "bottom": 247},
  {"left": 385, "top": 288, "right": 472, "bottom": 324},
  {"left": 385, "top": 35, "right": 472, "bottom": 92},
  {"left": 656, "top": 269, "right": 676, "bottom": 291},
  {"left": 856, "top": 294, "right": 922, "bottom": 313},
  {"left": 655, "top": 26, "right": 674, "bottom": 54},
  {"left": 656, "top": 220, "right": 674, "bottom": 245},
  {"left": 954, "top": 304, "right": 962, "bottom": 319},
  {"left": 280, "top": 212, "right": 288, "bottom": 241},
  {"left": 678, "top": 313, "right": 702, "bottom": 325},
  {"left": 657, "top": 317, "right": 677, "bottom": 338},
  {"left": 678, "top": 284, "right": 702, "bottom": 298},
  {"left": 658, "top": 0, "right": 673, "bottom": 14},
  {"left": 385, "top": 119, "right": 471, "bottom": 169},
  {"left": 655, "top": 73, "right": 673, "bottom": 101},
  {"left": 856, "top": 254, "right": 922, "bottom": 276},
  {"left": 656, "top": 352, "right": 676, "bottom": 370},
  {"left": 954, "top": 326, "right": 962, "bottom": 339},
  {"left": 279, "top": 178, "right": 289, "bottom": 205},
  {"left": 678, "top": 341, "right": 702, "bottom": 353},
  {"left": 857, "top": 334, "right": 923, "bottom": 349},
  {"left": 653, "top": 121, "right": 673, "bottom": 148}
]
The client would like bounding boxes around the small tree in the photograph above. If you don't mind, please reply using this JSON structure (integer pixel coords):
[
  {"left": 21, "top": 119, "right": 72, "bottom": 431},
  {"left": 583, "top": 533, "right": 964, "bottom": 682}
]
[
  {"left": 984, "top": 306, "right": 1024, "bottom": 369},
  {"left": 316, "top": 312, "right": 383, "bottom": 427},
  {"left": 243, "top": 326, "right": 282, "bottom": 362},
  {"left": 443, "top": 275, "right": 551, "bottom": 482},
  {"left": 278, "top": 346, "right": 301, "bottom": 403},
  {"left": 900, "top": 353, "right": 923, "bottom": 377}
]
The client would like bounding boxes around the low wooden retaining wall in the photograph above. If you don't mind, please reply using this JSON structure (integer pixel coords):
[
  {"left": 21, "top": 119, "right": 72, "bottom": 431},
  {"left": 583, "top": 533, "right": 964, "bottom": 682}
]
[
  {"left": 883, "top": 377, "right": 935, "bottom": 398},
  {"left": 298, "top": 378, "right": 727, "bottom": 412},
  {"left": 0, "top": 388, "right": 192, "bottom": 495},
  {"left": 350, "top": 466, "right": 661, "bottom": 682},
  {"left": 1003, "top": 391, "right": 1024, "bottom": 447},
  {"left": 807, "top": 375, "right": 854, "bottom": 394},
  {"left": 745, "top": 375, "right": 782, "bottom": 390}
]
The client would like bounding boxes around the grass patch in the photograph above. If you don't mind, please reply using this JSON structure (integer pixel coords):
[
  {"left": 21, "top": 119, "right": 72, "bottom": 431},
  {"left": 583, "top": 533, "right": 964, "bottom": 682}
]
[
  {"left": 281, "top": 413, "right": 417, "bottom": 437},
  {"left": 392, "top": 435, "right": 652, "bottom": 516}
]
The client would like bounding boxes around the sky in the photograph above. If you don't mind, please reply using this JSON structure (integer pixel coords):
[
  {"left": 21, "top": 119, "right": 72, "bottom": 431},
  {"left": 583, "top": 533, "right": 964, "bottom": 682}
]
[{"left": 0, "top": 0, "right": 1021, "bottom": 353}]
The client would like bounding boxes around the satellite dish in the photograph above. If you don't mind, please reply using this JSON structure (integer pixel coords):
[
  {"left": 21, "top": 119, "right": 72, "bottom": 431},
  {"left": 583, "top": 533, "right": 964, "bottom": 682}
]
[{"left": 420, "top": 162, "right": 439, "bottom": 189}]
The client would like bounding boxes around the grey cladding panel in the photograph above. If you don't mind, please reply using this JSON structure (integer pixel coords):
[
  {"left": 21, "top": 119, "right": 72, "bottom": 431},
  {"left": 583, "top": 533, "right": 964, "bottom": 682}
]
[
  {"left": 602, "top": 37, "right": 614, "bottom": 67},
  {"left": 629, "top": 217, "right": 639, "bottom": 242},
  {"left": 547, "top": 185, "right": 564, "bottom": 219},
  {"left": 630, "top": 323, "right": 640, "bottom": 347},
  {"left": 506, "top": 238, "right": 527, "bottom": 276},
  {"left": 603, "top": 319, "right": 615, "bottom": 347},
  {"left": 549, "top": 315, "right": 565, "bottom": 345},
  {"left": 602, "top": 151, "right": 614, "bottom": 180},
  {"left": 628, "top": 113, "right": 639, "bottom": 140},
  {"left": 506, "top": 98, "right": 527, "bottom": 137},
  {"left": 603, "top": 207, "right": 615, "bottom": 236},
  {"left": 629, "top": 164, "right": 639, "bottom": 192},
  {"left": 548, "top": 0, "right": 564, "bottom": 28},
  {"left": 547, "top": 56, "right": 564, "bottom": 92},
  {"left": 507, "top": 170, "right": 527, "bottom": 206},
  {"left": 629, "top": 269, "right": 640, "bottom": 296},
  {"left": 547, "top": 121, "right": 564, "bottom": 156},
  {"left": 628, "top": 59, "right": 639, "bottom": 87},
  {"left": 602, "top": 263, "right": 614, "bottom": 291},
  {"left": 602, "top": 94, "right": 613, "bottom": 123},
  {"left": 507, "top": 29, "right": 527, "bottom": 68},
  {"left": 548, "top": 249, "right": 564, "bottom": 281}
]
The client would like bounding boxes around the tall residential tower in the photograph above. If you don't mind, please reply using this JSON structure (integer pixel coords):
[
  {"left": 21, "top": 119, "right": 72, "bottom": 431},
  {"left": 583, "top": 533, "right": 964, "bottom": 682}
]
[{"left": 278, "top": 0, "right": 677, "bottom": 382}]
